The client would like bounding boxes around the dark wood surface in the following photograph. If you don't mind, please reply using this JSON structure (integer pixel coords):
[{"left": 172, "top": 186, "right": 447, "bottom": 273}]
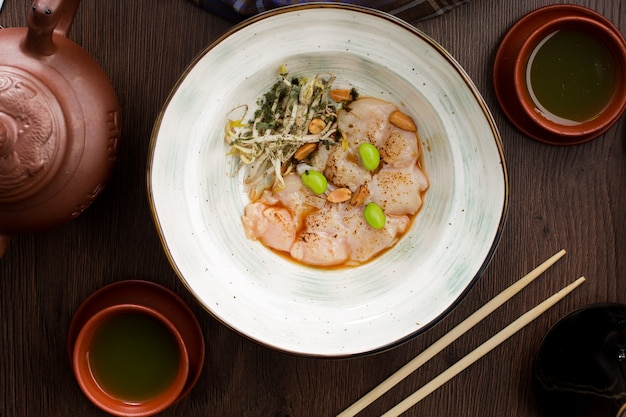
[{"left": 1, "top": 0, "right": 625, "bottom": 416}]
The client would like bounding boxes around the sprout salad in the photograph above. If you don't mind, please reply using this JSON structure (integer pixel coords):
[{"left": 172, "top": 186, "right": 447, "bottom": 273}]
[{"left": 224, "top": 67, "right": 356, "bottom": 201}]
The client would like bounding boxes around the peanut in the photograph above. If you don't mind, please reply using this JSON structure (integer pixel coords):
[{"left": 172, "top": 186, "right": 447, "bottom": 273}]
[
  {"left": 329, "top": 89, "right": 352, "bottom": 102},
  {"left": 281, "top": 161, "right": 293, "bottom": 176},
  {"left": 293, "top": 143, "right": 317, "bottom": 161},
  {"left": 389, "top": 110, "right": 417, "bottom": 132},
  {"left": 350, "top": 185, "right": 370, "bottom": 206},
  {"left": 327, "top": 188, "right": 352, "bottom": 203},
  {"left": 308, "top": 118, "right": 326, "bottom": 134}
]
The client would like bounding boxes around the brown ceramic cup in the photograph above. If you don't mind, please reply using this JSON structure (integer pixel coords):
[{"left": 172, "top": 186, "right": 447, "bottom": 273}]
[
  {"left": 72, "top": 304, "right": 190, "bottom": 417},
  {"left": 494, "top": 5, "right": 626, "bottom": 145}
]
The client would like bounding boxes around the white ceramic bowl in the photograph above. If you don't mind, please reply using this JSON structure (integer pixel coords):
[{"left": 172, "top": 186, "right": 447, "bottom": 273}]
[{"left": 148, "top": 4, "right": 508, "bottom": 357}]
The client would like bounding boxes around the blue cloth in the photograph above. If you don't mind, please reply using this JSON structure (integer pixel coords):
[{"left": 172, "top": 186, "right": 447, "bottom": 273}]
[{"left": 189, "top": 0, "right": 468, "bottom": 23}]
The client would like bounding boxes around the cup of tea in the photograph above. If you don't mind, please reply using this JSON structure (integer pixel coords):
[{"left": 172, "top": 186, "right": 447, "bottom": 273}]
[
  {"left": 72, "top": 304, "right": 190, "bottom": 417},
  {"left": 494, "top": 5, "right": 626, "bottom": 145}
]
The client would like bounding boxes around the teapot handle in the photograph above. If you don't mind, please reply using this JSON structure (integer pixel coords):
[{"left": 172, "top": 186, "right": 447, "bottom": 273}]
[
  {"left": 0, "top": 234, "right": 10, "bottom": 258},
  {"left": 54, "top": 0, "right": 81, "bottom": 38}
]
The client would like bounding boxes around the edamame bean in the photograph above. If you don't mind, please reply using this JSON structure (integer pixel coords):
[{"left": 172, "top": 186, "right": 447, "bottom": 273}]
[
  {"left": 358, "top": 143, "right": 380, "bottom": 171},
  {"left": 364, "top": 202, "right": 386, "bottom": 229},
  {"left": 301, "top": 169, "right": 327, "bottom": 194}
]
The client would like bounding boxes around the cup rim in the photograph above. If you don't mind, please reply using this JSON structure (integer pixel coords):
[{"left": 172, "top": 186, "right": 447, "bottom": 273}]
[{"left": 72, "top": 304, "right": 190, "bottom": 417}]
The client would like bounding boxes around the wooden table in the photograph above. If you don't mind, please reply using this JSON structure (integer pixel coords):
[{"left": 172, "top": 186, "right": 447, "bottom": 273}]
[{"left": 1, "top": 0, "right": 625, "bottom": 416}]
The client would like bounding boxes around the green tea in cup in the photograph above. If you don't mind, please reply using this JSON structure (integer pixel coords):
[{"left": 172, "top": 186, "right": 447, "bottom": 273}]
[
  {"left": 526, "top": 28, "right": 618, "bottom": 125},
  {"left": 73, "top": 305, "right": 189, "bottom": 417},
  {"left": 88, "top": 310, "right": 182, "bottom": 402}
]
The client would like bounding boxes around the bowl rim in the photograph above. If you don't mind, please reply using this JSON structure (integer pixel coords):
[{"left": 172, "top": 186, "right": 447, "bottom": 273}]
[{"left": 147, "top": 3, "right": 509, "bottom": 357}]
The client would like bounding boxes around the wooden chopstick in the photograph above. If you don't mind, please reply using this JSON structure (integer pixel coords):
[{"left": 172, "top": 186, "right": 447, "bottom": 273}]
[
  {"left": 381, "top": 276, "right": 586, "bottom": 417},
  {"left": 336, "top": 249, "right": 567, "bottom": 417}
]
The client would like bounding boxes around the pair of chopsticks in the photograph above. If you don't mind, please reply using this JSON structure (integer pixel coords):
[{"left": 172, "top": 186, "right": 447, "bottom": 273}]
[{"left": 337, "top": 249, "right": 585, "bottom": 417}]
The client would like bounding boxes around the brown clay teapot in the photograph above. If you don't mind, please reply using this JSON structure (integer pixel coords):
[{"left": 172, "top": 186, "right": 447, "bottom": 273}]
[{"left": 0, "top": 0, "right": 121, "bottom": 257}]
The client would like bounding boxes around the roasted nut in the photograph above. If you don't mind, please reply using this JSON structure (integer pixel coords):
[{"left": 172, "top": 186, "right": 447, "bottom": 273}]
[
  {"left": 329, "top": 89, "right": 352, "bottom": 102},
  {"left": 308, "top": 118, "right": 326, "bottom": 134},
  {"left": 327, "top": 188, "right": 352, "bottom": 203},
  {"left": 350, "top": 185, "right": 370, "bottom": 206},
  {"left": 280, "top": 161, "right": 293, "bottom": 176},
  {"left": 293, "top": 143, "right": 317, "bottom": 161},
  {"left": 389, "top": 110, "right": 417, "bottom": 132}
]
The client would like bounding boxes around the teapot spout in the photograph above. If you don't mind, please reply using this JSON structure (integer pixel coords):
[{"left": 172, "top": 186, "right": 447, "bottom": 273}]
[
  {"left": 23, "top": 0, "right": 81, "bottom": 56},
  {"left": 0, "top": 234, "right": 10, "bottom": 258}
]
